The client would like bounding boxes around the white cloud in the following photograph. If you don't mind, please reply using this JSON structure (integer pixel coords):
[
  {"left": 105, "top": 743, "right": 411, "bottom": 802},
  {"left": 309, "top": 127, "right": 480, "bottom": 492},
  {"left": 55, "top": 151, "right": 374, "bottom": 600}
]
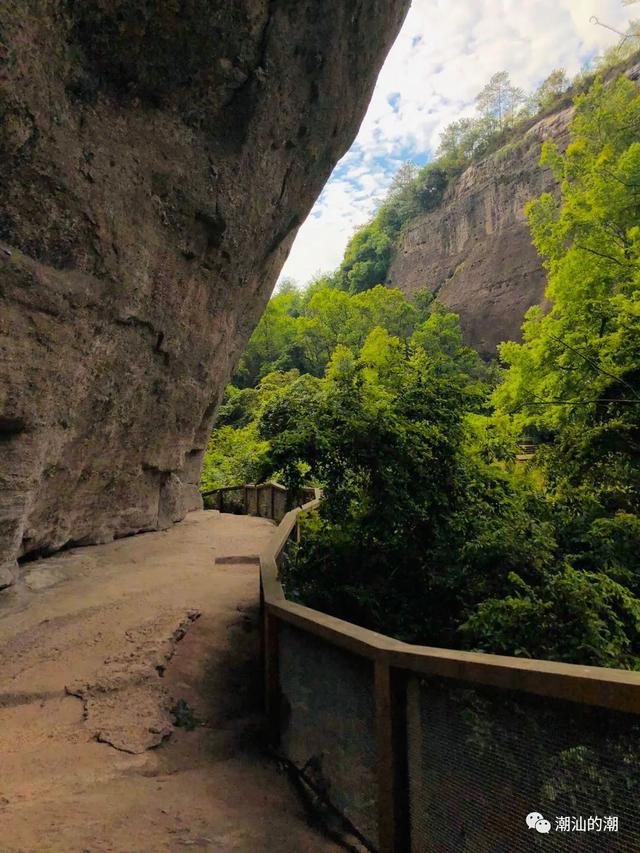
[{"left": 279, "top": 0, "right": 635, "bottom": 287}]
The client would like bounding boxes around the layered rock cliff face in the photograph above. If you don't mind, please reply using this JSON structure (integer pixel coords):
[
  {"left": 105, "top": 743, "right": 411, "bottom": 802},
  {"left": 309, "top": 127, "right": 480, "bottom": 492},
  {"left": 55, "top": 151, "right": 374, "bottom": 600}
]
[
  {"left": 388, "top": 107, "right": 574, "bottom": 357},
  {"left": 0, "top": 0, "right": 408, "bottom": 584}
]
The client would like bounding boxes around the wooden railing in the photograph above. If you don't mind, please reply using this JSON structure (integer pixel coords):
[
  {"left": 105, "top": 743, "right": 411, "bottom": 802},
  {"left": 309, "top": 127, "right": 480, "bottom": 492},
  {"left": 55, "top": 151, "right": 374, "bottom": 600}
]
[
  {"left": 201, "top": 481, "right": 316, "bottom": 522},
  {"left": 256, "top": 491, "right": 640, "bottom": 852}
]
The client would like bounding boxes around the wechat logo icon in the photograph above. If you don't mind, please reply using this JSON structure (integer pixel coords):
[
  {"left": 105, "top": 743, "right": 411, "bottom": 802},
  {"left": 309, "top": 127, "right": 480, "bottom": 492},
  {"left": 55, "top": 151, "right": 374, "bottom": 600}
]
[{"left": 527, "top": 812, "right": 551, "bottom": 834}]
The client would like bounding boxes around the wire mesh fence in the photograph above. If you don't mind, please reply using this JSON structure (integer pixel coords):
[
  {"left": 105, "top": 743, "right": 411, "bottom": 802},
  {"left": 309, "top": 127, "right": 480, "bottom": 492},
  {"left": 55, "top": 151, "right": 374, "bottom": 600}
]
[
  {"left": 241, "top": 483, "right": 640, "bottom": 852},
  {"left": 278, "top": 622, "right": 379, "bottom": 849},
  {"left": 202, "top": 482, "right": 312, "bottom": 521},
  {"left": 406, "top": 675, "right": 640, "bottom": 852},
  {"left": 201, "top": 486, "right": 245, "bottom": 512}
]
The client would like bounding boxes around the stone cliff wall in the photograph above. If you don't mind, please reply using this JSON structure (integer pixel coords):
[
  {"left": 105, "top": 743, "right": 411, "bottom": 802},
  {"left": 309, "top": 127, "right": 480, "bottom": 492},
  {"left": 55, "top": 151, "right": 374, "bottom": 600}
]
[
  {"left": 388, "top": 107, "right": 574, "bottom": 356},
  {"left": 0, "top": 0, "right": 409, "bottom": 585}
]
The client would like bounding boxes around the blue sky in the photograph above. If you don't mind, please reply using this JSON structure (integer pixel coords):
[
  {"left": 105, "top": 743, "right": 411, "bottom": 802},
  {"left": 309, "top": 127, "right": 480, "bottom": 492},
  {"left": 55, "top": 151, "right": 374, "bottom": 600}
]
[{"left": 278, "top": 0, "right": 635, "bottom": 286}]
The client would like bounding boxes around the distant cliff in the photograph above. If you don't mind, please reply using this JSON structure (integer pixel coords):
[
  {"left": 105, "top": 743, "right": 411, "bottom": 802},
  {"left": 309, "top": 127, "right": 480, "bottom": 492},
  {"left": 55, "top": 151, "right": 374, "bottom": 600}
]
[{"left": 388, "top": 106, "right": 574, "bottom": 356}]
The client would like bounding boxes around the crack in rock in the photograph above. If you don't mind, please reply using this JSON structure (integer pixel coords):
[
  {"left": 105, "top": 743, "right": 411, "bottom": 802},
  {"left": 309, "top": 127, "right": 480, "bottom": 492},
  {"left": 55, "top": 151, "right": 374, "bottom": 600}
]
[{"left": 65, "top": 609, "right": 201, "bottom": 754}]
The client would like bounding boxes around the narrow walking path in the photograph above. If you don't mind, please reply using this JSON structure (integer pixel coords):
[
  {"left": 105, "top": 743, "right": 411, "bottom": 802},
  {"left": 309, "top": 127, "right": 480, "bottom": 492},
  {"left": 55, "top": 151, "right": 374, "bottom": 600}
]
[{"left": 0, "top": 511, "right": 339, "bottom": 852}]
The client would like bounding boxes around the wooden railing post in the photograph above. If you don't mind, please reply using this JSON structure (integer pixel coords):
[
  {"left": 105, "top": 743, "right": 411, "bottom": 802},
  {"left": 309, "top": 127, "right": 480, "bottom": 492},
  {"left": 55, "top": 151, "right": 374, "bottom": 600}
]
[{"left": 375, "top": 659, "right": 410, "bottom": 853}]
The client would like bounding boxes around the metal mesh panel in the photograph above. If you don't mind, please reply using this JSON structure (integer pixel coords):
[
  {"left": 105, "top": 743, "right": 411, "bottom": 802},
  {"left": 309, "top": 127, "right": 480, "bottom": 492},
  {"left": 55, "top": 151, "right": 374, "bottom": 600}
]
[
  {"left": 273, "top": 488, "right": 288, "bottom": 522},
  {"left": 201, "top": 492, "right": 218, "bottom": 510},
  {"left": 407, "top": 675, "right": 640, "bottom": 852},
  {"left": 258, "top": 487, "right": 272, "bottom": 518},
  {"left": 278, "top": 622, "right": 378, "bottom": 848},
  {"left": 247, "top": 486, "right": 258, "bottom": 515},
  {"left": 220, "top": 487, "right": 246, "bottom": 514}
]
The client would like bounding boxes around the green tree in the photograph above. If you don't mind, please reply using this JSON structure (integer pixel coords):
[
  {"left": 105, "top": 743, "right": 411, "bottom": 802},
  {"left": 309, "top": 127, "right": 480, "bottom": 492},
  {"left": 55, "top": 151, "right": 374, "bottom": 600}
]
[
  {"left": 410, "top": 304, "right": 486, "bottom": 385},
  {"left": 202, "top": 370, "right": 301, "bottom": 489},
  {"left": 487, "top": 75, "right": 640, "bottom": 665},
  {"left": 336, "top": 219, "right": 395, "bottom": 294},
  {"left": 475, "top": 71, "right": 526, "bottom": 132},
  {"left": 206, "top": 286, "right": 438, "bottom": 488},
  {"left": 534, "top": 68, "right": 570, "bottom": 111},
  {"left": 233, "top": 289, "right": 302, "bottom": 386},
  {"left": 259, "top": 323, "right": 513, "bottom": 642},
  {"left": 414, "top": 164, "right": 449, "bottom": 210},
  {"left": 293, "top": 285, "right": 424, "bottom": 375},
  {"left": 436, "top": 115, "right": 497, "bottom": 171},
  {"left": 495, "top": 75, "right": 640, "bottom": 496},
  {"left": 386, "top": 161, "right": 421, "bottom": 221}
]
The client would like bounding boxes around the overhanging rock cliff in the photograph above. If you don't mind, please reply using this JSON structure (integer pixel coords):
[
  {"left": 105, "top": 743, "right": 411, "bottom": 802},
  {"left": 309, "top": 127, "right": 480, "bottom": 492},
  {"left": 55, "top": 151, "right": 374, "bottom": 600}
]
[
  {"left": 388, "top": 106, "right": 573, "bottom": 357},
  {"left": 0, "top": 0, "right": 409, "bottom": 584}
]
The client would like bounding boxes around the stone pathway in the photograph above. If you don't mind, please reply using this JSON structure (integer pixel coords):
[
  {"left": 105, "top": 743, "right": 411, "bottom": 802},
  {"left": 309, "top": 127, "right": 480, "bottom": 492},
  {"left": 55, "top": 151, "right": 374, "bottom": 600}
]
[{"left": 0, "top": 511, "right": 339, "bottom": 852}]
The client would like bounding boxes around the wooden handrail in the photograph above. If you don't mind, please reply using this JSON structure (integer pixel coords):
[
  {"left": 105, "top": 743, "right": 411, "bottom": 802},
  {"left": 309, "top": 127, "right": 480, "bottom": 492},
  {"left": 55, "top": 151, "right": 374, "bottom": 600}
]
[
  {"left": 257, "top": 488, "right": 640, "bottom": 853},
  {"left": 260, "top": 497, "right": 640, "bottom": 715},
  {"left": 202, "top": 480, "right": 290, "bottom": 497}
]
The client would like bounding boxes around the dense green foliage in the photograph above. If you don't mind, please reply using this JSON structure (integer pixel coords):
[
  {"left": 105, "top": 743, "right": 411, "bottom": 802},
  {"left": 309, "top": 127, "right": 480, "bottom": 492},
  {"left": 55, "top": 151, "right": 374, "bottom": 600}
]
[
  {"left": 200, "top": 373, "right": 291, "bottom": 491},
  {"left": 263, "top": 327, "right": 530, "bottom": 646},
  {"left": 233, "top": 282, "right": 432, "bottom": 387},
  {"left": 203, "top": 284, "right": 459, "bottom": 489},
  {"left": 208, "top": 275, "right": 491, "bottom": 455},
  {"left": 272, "top": 314, "right": 640, "bottom": 666},
  {"left": 476, "top": 75, "right": 640, "bottom": 664},
  {"left": 203, "top": 74, "right": 640, "bottom": 669}
]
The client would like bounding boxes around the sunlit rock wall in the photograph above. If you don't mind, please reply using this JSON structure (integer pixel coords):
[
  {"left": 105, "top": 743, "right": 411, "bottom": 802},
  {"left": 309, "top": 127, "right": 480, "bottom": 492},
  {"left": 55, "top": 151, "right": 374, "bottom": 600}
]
[{"left": 389, "top": 107, "right": 573, "bottom": 356}]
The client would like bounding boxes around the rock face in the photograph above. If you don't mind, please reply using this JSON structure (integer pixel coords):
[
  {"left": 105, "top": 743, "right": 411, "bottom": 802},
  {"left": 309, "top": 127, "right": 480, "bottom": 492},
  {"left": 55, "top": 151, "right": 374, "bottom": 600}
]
[
  {"left": 0, "top": 1, "right": 409, "bottom": 579},
  {"left": 388, "top": 107, "right": 574, "bottom": 357}
]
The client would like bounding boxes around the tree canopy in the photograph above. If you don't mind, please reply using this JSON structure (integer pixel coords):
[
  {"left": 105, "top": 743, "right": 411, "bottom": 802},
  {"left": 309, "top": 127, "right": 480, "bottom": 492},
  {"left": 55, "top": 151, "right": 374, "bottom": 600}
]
[
  {"left": 475, "top": 71, "right": 526, "bottom": 132},
  {"left": 495, "top": 75, "right": 640, "bottom": 505},
  {"left": 201, "top": 70, "right": 640, "bottom": 670}
]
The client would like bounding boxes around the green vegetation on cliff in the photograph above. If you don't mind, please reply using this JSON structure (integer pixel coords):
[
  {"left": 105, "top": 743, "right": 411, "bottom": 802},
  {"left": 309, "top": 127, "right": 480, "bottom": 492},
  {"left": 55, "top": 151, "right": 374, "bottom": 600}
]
[
  {"left": 332, "top": 52, "right": 640, "bottom": 297},
  {"left": 203, "top": 75, "right": 640, "bottom": 669}
]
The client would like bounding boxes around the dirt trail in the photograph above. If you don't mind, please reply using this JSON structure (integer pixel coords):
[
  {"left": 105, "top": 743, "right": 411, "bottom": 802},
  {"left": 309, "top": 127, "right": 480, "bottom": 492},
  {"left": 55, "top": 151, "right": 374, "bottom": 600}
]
[{"left": 0, "top": 511, "right": 338, "bottom": 853}]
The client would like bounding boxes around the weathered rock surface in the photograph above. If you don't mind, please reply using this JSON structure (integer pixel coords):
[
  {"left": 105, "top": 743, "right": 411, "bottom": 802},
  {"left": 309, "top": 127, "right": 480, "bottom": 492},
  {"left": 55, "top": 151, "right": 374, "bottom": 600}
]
[
  {"left": 388, "top": 107, "right": 573, "bottom": 356},
  {"left": 67, "top": 609, "right": 201, "bottom": 754},
  {"left": 0, "top": 0, "right": 409, "bottom": 574},
  {"left": 0, "top": 565, "right": 13, "bottom": 590}
]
